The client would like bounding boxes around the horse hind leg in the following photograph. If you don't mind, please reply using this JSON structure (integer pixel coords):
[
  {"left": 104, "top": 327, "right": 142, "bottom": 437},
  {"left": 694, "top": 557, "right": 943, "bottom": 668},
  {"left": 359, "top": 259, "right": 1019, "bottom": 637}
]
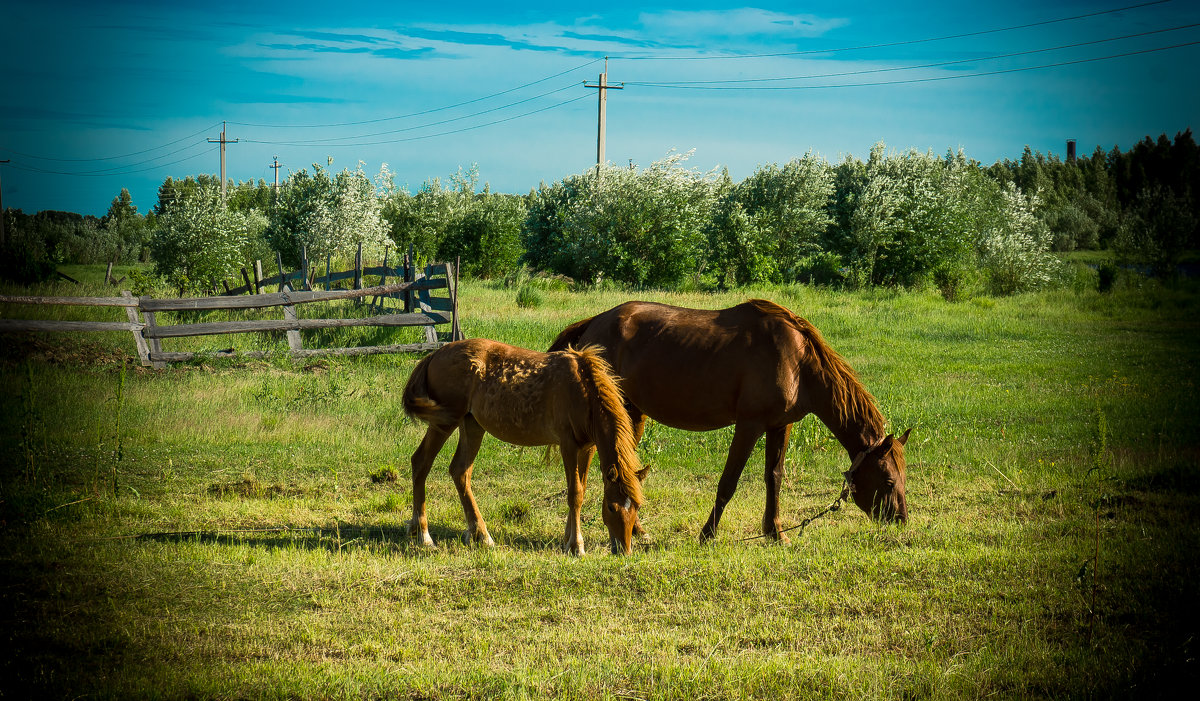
[
  {"left": 762, "top": 424, "right": 793, "bottom": 544},
  {"left": 410, "top": 424, "right": 454, "bottom": 548},
  {"left": 448, "top": 415, "right": 495, "bottom": 547},
  {"left": 700, "top": 422, "right": 765, "bottom": 543}
]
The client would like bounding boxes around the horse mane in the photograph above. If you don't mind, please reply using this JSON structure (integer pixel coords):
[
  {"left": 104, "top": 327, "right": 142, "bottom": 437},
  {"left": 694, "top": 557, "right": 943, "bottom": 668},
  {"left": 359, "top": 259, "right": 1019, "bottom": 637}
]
[
  {"left": 565, "top": 345, "right": 644, "bottom": 506},
  {"left": 745, "top": 299, "right": 885, "bottom": 436}
]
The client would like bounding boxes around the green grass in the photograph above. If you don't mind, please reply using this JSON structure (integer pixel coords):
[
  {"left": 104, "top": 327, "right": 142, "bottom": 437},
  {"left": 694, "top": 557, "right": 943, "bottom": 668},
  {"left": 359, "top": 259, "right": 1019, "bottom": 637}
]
[{"left": 1, "top": 272, "right": 1198, "bottom": 698}]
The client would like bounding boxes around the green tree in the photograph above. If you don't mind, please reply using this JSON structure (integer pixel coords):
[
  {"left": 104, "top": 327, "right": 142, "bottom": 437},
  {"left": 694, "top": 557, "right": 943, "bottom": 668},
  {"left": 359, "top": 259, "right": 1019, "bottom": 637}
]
[
  {"left": 101, "top": 188, "right": 150, "bottom": 262},
  {"left": 150, "top": 183, "right": 267, "bottom": 292},
  {"left": 707, "top": 154, "right": 834, "bottom": 285}
]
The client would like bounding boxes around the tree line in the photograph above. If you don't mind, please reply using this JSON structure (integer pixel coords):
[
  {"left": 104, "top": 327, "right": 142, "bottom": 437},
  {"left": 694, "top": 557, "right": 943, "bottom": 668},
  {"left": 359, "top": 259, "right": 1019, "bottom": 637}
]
[{"left": 2, "top": 130, "right": 1196, "bottom": 295}]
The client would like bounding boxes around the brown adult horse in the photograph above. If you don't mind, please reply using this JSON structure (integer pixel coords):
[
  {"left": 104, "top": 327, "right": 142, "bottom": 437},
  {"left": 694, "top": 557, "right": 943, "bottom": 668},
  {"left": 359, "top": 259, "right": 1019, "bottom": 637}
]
[
  {"left": 549, "top": 299, "right": 910, "bottom": 543},
  {"left": 402, "top": 338, "right": 647, "bottom": 555}
]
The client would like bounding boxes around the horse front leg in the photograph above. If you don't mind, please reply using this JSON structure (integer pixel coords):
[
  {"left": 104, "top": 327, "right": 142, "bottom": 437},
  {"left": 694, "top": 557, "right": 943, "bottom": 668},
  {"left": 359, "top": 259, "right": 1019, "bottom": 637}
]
[
  {"left": 561, "top": 441, "right": 593, "bottom": 556},
  {"left": 762, "top": 423, "right": 793, "bottom": 543},
  {"left": 627, "top": 407, "right": 650, "bottom": 540},
  {"left": 448, "top": 415, "right": 494, "bottom": 547},
  {"left": 410, "top": 424, "right": 454, "bottom": 547},
  {"left": 700, "top": 422, "right": 765, "bottom": 543}
]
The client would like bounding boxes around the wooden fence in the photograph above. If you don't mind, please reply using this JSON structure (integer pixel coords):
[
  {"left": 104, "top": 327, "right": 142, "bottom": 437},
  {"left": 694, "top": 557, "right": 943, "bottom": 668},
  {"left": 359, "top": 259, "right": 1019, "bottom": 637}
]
[{"left": 0, "top": 260, "right": 463, "bottom": 369}]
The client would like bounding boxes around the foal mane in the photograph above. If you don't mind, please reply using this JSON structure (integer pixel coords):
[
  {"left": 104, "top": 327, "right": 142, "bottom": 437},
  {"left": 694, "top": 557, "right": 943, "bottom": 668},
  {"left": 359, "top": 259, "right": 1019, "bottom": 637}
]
[
  {"left": 566, "top": 345, "right": 644, "bottom": 506},
  {"left": 746, "top": 299, "right": 885, "bottom": 436}
]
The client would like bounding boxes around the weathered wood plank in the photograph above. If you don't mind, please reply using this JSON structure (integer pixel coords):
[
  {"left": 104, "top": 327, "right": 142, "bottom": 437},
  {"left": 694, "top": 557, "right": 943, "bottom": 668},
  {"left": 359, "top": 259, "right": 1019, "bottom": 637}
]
[
  {"left": 0, "top": 319, "right": 141, "bottom": 333},
  {"left": 138, "top": 279, "right": 446, "bottom": 312},
  {"left": 149, "top": 342, "right": 444, "bottom": 362},
  {"left": 122, "top": 291, "right": 152, "bottom": 367},
  {"left": 141, "top": 312, "right": 451, "bottom": 339},
  {"left": 0, "top": 295, "right": 138, "bottom": 307}
]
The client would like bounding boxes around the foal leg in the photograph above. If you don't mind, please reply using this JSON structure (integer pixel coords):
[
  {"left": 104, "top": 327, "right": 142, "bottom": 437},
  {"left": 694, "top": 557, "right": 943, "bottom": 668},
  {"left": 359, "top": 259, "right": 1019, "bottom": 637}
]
[
  {"left": 448, "top": 415, "right": 494, "bottom": 547},
  {"left": 700, "top": 422, "right": 765, "bottom": 543},
  {"left": 762, "top": 424, "right": 793, "bottom": 543},
  {"left": 410, "top": 424, "right": 454, "bottom": 547},
  {"left": 626, "top": 407, "right": 650, "bottom": 539},
  {"left": 561, "top": 441, "right": 592, "bottom": 556}
]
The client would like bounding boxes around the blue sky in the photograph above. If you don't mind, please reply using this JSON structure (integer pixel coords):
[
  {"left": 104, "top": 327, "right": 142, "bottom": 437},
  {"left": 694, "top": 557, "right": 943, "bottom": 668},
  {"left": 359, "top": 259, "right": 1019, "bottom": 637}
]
[{"left": 2, "top": 0, "right": 1197, "bottom": 216}]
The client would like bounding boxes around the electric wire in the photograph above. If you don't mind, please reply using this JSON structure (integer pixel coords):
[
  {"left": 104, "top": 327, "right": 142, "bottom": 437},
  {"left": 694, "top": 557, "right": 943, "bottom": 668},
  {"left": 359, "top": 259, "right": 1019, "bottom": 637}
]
[
  {"left": 615, "top": 0, "right": 1173, "bottom": 60},
  {"left": 624, "top": 40, "right": 1200, "bottom": 91},
  {"left": 227, "top": 57, "right": 603, "bottom": 129},
  {"left": 624, "top": 22, "right": 1200, "bottom": 87},
  {"left": 241, "top": 82, "right": 582, "bottom": 145}
]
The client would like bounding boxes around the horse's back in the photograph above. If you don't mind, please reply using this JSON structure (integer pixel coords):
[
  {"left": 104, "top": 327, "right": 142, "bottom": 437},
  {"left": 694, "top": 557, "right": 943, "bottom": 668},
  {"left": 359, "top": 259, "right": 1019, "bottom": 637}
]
[{"left": 551, "top": 300, "right": 808, "bottom": 430}]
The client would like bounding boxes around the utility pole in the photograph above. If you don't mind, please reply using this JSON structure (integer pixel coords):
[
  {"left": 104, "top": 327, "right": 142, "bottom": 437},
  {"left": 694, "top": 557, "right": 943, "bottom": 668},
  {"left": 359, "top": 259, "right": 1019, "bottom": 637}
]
[
  {"left": 270, "top": 155, "right": 282, "bottom": 194},
  {"left": 0, "top": 159, "right": 8, "bottom": 247},
  {"left": 0, "top": 158, "right": 8, "bottom": 246},
  {"left": 208, "top": 121, "right": 238, "bottom": 200},
  {"left": 585, "top": 58, "right": 623, "bottom": 182}
]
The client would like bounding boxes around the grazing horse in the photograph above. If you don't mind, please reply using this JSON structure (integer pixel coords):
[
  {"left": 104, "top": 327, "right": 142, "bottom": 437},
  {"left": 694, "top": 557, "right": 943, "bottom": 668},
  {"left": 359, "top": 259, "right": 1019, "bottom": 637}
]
[
  {"left": 402, "top": 338, "right": 647, "bottom": 555},
  {"left": 549, "top": 299, "right": 910, "bottom": 543}
]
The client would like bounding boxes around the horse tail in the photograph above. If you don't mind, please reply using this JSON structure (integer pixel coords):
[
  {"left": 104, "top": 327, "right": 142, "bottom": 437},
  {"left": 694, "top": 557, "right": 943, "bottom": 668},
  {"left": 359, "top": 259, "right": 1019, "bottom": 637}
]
[
  {"left": 402, "top": 352, "right": 454, "bottom": 426},
  {"left": 548, "top": 315, "right": 593, "bottom": 353},
  {"left": 572, "top": 346, "right": 644, "bottom": 506}
]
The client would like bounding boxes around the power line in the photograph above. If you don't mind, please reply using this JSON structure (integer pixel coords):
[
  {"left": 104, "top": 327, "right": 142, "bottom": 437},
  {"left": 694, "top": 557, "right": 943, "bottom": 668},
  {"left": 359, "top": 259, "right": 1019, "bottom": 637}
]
[
  {"left": 627, "top": 40, "right": 1200, "bottom": 91},
  {"left": 241, "top": 83, "right": 582, "bottom": 146},
  {"left": 4, "top": 145, "right": 212, "bottom": 177},
  {"left": 615, "top": 0, "right": 1174, "bottom": 61},
  {"left": 625, "top": 23, "right": 1200, "bottom": 88},
  {"left": 245, "top": 94, "right": 594, "bottom": 149},
  {"left": 227, "top": 57, "right": 603, "bottom": 130},
  {"left": 0, "top": 122, "right": 222, "bottom": 163}
]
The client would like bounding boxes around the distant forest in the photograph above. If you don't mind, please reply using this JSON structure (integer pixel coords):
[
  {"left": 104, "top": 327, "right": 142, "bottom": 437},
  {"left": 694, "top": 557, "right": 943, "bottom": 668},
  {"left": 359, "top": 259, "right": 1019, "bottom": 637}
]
[{"left": 1, "top": 130, "right": 1196, "bottom": 291}]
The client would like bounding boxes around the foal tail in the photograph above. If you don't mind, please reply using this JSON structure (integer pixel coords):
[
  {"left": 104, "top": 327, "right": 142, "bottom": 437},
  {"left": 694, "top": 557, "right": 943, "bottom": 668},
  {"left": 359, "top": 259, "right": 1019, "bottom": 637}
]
[
  {"left": 402, "top": 352, "right": 455, "bottom": 426},
  {"left": 573, "top": 346, "right": 644, "bottom": 506}
]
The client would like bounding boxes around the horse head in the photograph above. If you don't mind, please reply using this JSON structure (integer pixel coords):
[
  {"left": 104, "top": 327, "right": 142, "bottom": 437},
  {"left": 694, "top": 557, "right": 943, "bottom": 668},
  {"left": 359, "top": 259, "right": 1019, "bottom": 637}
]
[
  {"left": 845, "top": 428, "right": 911, "bottom": 523},
  {"left": 601, "top": 465, "right": 650, "bottom": 555}
]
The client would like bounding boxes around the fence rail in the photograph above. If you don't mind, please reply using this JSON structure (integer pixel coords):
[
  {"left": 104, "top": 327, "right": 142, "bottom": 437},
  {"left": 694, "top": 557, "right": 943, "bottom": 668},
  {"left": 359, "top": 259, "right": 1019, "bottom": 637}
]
[{"left": 0, "top": 260, "right": 463, "bottom": 368}]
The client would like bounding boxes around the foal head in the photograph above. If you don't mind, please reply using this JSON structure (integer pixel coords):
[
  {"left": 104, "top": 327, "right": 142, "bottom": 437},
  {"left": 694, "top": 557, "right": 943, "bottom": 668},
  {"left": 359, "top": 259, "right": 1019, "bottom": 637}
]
[
  {"left": 600, "top": 465, "right": 650, "bottom": 555},
  {"left": 846, "top": 428, "right": 911, "bottom": 523}
]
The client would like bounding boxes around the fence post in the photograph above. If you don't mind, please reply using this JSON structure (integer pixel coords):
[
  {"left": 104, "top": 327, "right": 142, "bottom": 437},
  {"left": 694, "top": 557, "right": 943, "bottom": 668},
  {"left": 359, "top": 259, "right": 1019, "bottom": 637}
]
[
  {"left": 140, "top": 303, "right": 166, "bottom": 370},
  {"left": 451, "top": 256, "right": 463, "bottom": 341},
  {"left": 404, "top": 244, "right": 414, "bottom": 314},
  {"left": 280, "top": 283, "right": 303, "bottom": 353},
  {"left": 254, "top": 260, "right": 263, "bottom": 294},
  {"left": 302, "top": 246, "right": 310, "bottom": 291},
  {"left": 325, "top": 256, "right": 332, "bottom": 292},
  {"left": 372, "top": 247, "right": 390, "bottom": 312},
  {"left": 121, "top": 290, "right": 152, "bottom": 367},
  {"left": 354, "top": 242, "right": 363, "bottom": 291},
  {"left": 275, "top": 251, "right": 286, "bottom": 293}
]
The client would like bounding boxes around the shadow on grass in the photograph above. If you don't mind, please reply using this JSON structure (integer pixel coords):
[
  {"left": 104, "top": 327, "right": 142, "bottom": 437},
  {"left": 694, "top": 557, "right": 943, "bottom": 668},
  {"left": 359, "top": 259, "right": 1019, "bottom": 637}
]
[{"left": 131, "top": 521, "right": 565, "bottom": 555}]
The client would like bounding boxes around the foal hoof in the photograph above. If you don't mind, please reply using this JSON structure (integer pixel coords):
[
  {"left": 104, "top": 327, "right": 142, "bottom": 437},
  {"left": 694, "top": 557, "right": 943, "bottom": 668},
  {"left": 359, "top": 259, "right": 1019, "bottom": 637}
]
[{"left": 463, "top": 530, "right": 496, "bottom": 547}]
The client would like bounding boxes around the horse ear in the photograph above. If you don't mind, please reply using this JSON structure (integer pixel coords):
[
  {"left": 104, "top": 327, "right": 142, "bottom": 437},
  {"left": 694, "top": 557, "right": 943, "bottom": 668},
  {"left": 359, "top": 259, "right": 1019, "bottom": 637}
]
[
  {"left": 898, "top": 428, "right": 912, "bottom": 446},
  {"left": 636, "top": 465, "right": 651, "bottom": 483}
]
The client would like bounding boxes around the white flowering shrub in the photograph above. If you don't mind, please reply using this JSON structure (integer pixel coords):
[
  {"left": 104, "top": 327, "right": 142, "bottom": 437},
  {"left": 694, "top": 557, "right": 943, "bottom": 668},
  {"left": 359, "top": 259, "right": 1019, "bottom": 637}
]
[
  {"left": 150, "top": 183, "right": 266, "bottom": 291},
  {"left": 525, "top": 151, "right": 717, "bottom": 287},
  {"left": 266, "top": 162, "right": 388, "bottom": 268},
  {"left": 708, "top": 154, "right": 834, "bottom": 285},
  {"left": 976, "top": 184, "right": 1059, "bottom": 295}
]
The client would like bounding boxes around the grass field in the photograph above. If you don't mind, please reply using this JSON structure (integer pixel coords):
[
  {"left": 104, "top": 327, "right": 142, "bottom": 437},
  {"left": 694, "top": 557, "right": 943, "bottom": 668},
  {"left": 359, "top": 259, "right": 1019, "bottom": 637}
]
[{"left": 1, "top": 269, "right": 1198, "bottom": 699}]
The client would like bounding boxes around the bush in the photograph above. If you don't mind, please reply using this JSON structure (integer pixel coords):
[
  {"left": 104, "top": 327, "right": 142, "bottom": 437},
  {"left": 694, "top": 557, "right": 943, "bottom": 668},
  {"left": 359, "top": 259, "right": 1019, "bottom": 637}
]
[
  {"left": 795, "top": 251, "right": 843, "bottom": 287},
  {"left": 515, "top": 284, "right": 544, "bottom": 309}
]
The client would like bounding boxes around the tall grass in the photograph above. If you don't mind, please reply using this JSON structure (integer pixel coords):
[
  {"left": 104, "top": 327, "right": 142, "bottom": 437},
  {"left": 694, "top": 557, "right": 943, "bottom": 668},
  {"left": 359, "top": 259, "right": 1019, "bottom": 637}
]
[{"left": 0, "top": 272, "right": 1197, "bottom": 698}]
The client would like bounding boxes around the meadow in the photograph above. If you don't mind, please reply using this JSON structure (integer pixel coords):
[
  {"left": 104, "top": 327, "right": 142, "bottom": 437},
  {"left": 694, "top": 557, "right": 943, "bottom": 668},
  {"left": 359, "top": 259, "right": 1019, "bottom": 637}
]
[{"left": 1, "top": 268, "right": 1197, "bottom": 699}]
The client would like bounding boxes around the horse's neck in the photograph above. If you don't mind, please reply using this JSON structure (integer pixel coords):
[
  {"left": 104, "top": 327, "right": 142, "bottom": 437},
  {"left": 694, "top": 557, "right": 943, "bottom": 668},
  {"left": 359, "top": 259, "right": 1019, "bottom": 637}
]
[{"left": 804, "top": 375, "right": 883, "bottom": 459}]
